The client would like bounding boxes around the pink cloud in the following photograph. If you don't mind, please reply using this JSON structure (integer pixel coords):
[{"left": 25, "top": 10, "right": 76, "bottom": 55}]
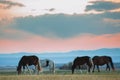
[
  {"left": 0, "top": 33, "right": 120, "bottom": 53},
  {"left": 0, "top": 0, "right": 24, "bottom": 23}
]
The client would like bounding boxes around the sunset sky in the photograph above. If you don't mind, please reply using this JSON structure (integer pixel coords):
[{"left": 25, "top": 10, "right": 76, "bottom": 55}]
[{"left": 0, "top": 0, "right": 120, "bottom": 53}]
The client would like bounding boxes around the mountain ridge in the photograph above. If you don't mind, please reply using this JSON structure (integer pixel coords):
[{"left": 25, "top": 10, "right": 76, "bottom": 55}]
[{"left": 0, "top": 48, "right": 120, "bottom": 65}]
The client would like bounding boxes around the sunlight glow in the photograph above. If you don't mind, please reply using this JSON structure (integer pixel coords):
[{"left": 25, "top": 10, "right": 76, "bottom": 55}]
[{"left": 9, "top": 0, "right": 90, "bottom": 17}]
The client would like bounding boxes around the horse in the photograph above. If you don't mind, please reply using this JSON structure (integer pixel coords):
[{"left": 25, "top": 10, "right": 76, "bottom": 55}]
[
  {"left": 92, "top": 56, "right": 115, "bottom": 72},
  {"left": 72, "top": 56, "right": 93, "bottom": 74},
  {"left": 40, "top": 59, "right": 55, "bottom": 73},
  {"left": 17, "top": 55, "right": 42, "bottom": 75}
]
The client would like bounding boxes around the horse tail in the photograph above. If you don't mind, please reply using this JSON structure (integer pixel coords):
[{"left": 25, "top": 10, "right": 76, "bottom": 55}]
[
  {"left": 109, "top": 57, "right": 115, "bottom": 71},
  {"left": 89, "top": 57, "right": 93, "bottom": 68},
  {"left": 38, "top": 59, "right": 42, "bottom": 71}
]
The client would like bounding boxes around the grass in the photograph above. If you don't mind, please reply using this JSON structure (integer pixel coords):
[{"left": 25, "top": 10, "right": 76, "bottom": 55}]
[
  {"left": 0, "top": 70, "right": 120, "bottom": 80},
  {"left": 0, "top": 74, "right": 120, "bottom": 80}
]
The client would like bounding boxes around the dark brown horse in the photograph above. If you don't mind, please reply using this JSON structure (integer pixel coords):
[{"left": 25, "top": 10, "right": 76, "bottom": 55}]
[
  {"left": 72, "top": 56, "right": 93, "bottom": 74},
  {"left": 17, "top": 55, "right": 42, "bottom": 74},
  {"left": 92, "top": 56, "right": 115, "bottom": 72}
]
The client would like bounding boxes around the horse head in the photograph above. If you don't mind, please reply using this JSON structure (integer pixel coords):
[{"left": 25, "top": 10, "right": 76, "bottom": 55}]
[{"left": 17, "top": 65, "right": 22, "bottom": 75}]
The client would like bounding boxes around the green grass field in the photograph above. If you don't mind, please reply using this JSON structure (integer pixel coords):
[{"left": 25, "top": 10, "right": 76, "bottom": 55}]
[{"left": 0, "top": 70, "right": 120, "bottom": 80}]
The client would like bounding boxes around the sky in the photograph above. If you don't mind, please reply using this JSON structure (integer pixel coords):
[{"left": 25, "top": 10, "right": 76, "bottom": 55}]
[{"left": 0, "top": 0, "right": 120, "bottom": 53}]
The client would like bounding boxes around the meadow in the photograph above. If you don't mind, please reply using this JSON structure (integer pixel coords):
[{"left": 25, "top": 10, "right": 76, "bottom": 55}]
[{"left": 0, "top": 69, "right": 120, "bottom": 80}]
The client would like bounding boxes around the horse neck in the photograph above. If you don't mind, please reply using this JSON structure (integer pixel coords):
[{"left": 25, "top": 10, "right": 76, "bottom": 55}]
[
  {"left": 46, "top": 60, "right": 49, "bottom": 67},
  {"left": 17, "top": 64, "right": 22, "bottom": 71}
]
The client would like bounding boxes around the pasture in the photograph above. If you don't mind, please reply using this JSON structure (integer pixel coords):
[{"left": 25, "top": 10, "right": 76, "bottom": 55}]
[
  {"left": 0, "top": 75, "right": 120, "bottom": 80},
  {"left": 0, "top": 69, "right": 120, "bottom": 80}
]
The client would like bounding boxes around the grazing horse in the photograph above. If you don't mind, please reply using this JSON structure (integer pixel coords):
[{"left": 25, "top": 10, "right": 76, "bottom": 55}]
[
  {"left": 17, "top": 55, "right": 42, "bottom": 75},
  {"left": 72, "top": 56, "right": 93, "bottom": 74},
  {"left": 40, "top": 59, "right": 55, "bottom": 73},
  {"left": 92, "top": 56, "right": 115, "bottom": 72}
]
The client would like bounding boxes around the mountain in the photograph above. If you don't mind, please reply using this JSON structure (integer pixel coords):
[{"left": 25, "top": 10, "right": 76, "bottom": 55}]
[
  {"left": 0, "top": 48, "right": 120, "bottom": 66},
  {"left": 69, "top": 48, "right": 120, "bottom": 56}
]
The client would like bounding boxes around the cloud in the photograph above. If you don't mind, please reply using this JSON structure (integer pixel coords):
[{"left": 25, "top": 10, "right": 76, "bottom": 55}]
[
  {"left": 0, "top": 0, "right": 25, "bottom": 22},
  {"left": 103, "top": 18, "right": 120, "bottom": 27},
  {"left": 104, "top": 0, "right": 120, "bottom": 3},
  {"left": 109, "top": 8, "right": 120, "bottom": 12},
  {"left": 0, "top": 0, "right": 120, "bottom": 53},
  {"left": 0, "top": 28, "right": 32, "bottom": 40},
  {"left": 44, "top": 8, "right": 55, "bottom": 12},
  {"left": 5, "top": 13, "right": 119, "bottom": 38},
  {"left": 0, "top": 0, "right": 24, "bottom": 9},
  {"left": 104, "top": 18, "right": 120, "bottom": 23},
  {"left": 86, "top": 1, "right": 120, "bottom": 12},
  {"left": 102, "top": 12, "right": 120, "bottom": 19},
  {"left": 0, "top": 0, "right": 89, "bottom": 20}
]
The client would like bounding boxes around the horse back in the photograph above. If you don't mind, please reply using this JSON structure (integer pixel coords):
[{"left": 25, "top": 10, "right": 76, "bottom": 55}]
[
  {"left": 92, "top": 56, "right": 112, "bottom": 65},
  {"left": 19, "top": 55, "right": 39, "bottom": 66},
  {"left": 73, "top": 56, "right": 91, "bottom": 65}
]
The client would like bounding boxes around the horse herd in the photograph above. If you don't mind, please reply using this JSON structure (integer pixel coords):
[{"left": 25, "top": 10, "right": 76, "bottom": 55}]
[{"left": 17, "top": 55, "right": 115, "bottom": 75}]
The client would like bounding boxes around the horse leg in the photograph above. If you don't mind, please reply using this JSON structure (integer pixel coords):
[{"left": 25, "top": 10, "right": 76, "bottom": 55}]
[
  {"left": 86, "top": 63, "right": 91, "bottom": 73},
  {"left": 23, "top": 66, "right": 26, "bottom": 74},
  {"left": 52, "top": 65, "right": 55, "bottom": 74},
  {"left": 32, "top": 65, "right": 37, "bottom": 74},
  {"left": 72, "top": 65, "right": 76, "bottom": 74},
  {"left": 49, "top": 64, "right": 52, "bottom": 73},
  {"left": 32, "top": 68, "right": 36, "bottom": 74},
  {"left": 53, "top": 63, "right": 55, "bottom": 74},
  {"left": 26, "top": 64, "right": 31, "bottom": 74},
  {"left": 50, "top": 66, "right": 55, "bottom": 74},
  {"left": 49, "top": 65, "right": 51, "bottom": 73},
  {"left": 92, "top": 65, "right": 95, "bottom": 72},
  {"left": 88, "top": 65, "right": 92, "bottom": 73},
  {"left": 88, "top": 66, "right": 91, "bottom": 73},
  {"left": 35, "top": 65, "right": 40, "bottom": 74},
  {"left": 106, "top": 64, "right": 110, "bottom": 71},
  {"left": 106, "top": 64, "right": 108, "bottom": 71},
  {"left": 78, "top": 65, "right": 82, "bottom": 73},
  {"left": 108, "top": 65, "right": 110, "bottom": 71},
  {"left": 97, "top": 65, "right": 100, "bottom": 72},
  {"left": 108, "top": 64, "right": 110, "bottom": 71}
]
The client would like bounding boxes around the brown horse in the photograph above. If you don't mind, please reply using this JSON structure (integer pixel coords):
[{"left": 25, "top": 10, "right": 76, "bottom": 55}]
[
  {"left": 72, "top": 56, "right": 93, "bottom": 74},
  {"left": 92, "top": 56, "right": 115, "bottom": 72},
  {"left": 17, "top": 55, "right": 42, "bottom": 74}
]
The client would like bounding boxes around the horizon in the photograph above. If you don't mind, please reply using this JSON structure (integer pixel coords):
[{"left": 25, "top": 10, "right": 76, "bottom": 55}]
[
  {"left": 0, "top": 48, "right": 120, "bottom": 54},
  {"left": 0, "top": 0, "right": 120, "bottom": 53},
  {"left": 0, "top": 48, "right": 120, "bottom": 66}
]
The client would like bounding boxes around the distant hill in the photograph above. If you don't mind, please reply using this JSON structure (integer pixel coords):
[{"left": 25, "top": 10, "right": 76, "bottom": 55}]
[{"left": 0, "top": 48, "right": 120, "bottom": 66}]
